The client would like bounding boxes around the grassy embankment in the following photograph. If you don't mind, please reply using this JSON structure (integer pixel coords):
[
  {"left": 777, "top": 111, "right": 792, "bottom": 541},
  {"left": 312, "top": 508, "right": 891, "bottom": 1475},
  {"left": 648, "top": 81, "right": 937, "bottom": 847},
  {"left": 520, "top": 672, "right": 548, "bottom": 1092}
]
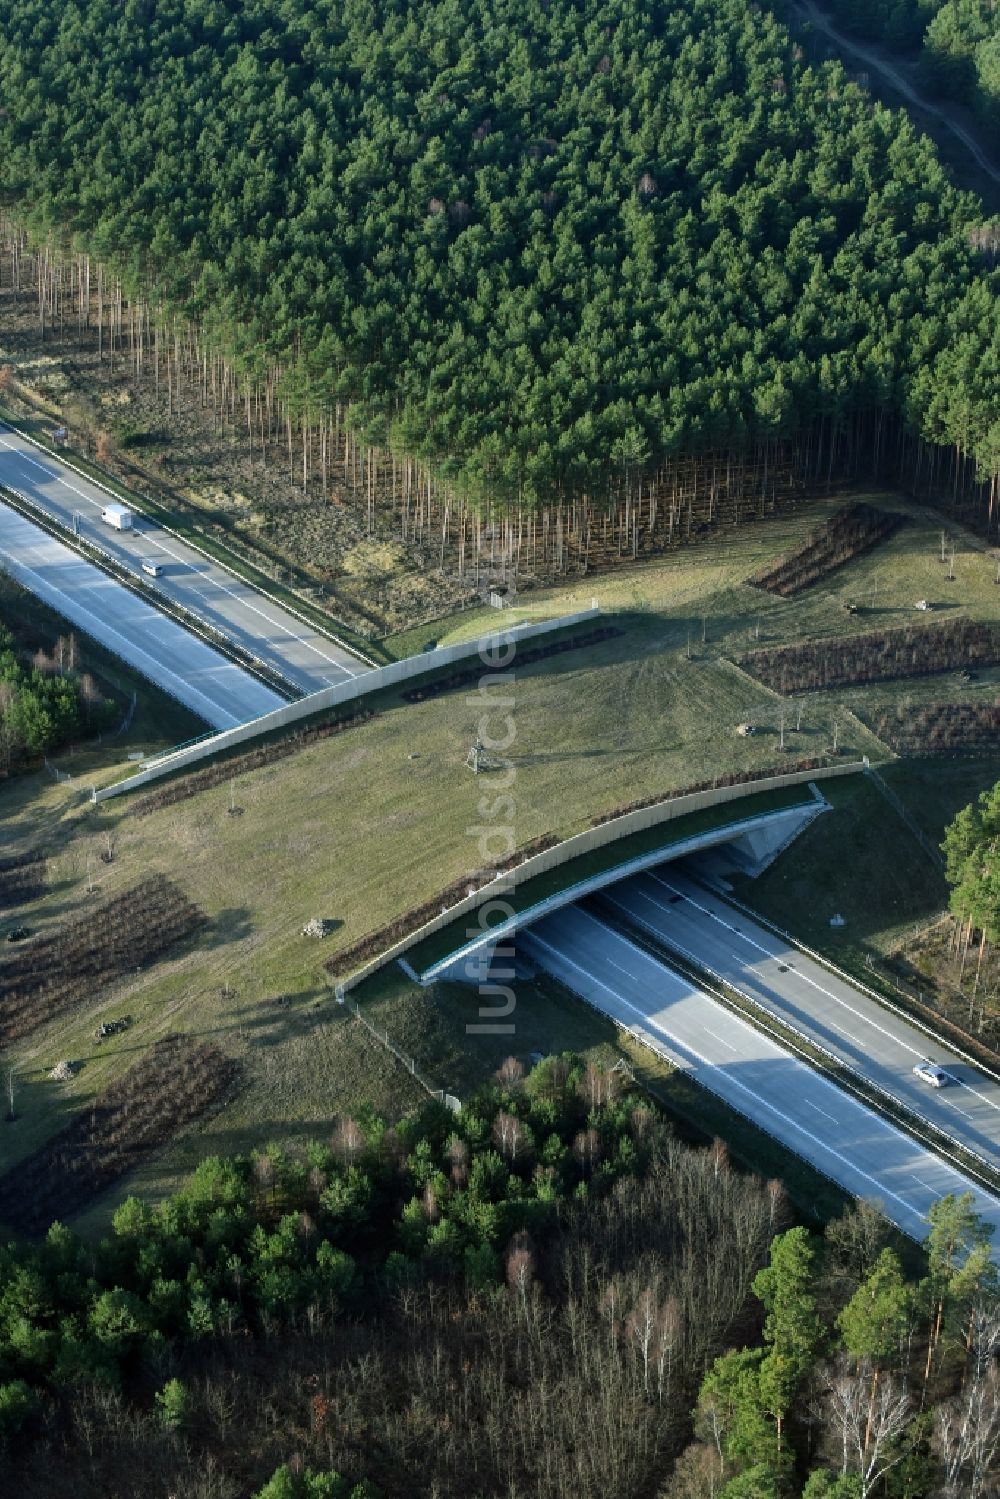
[
  {"left": 2, "top": 491, "right": 998, "bottom": 1229},
  {"left": 0, "top": 567, "right": 206, "bottom": 775}
]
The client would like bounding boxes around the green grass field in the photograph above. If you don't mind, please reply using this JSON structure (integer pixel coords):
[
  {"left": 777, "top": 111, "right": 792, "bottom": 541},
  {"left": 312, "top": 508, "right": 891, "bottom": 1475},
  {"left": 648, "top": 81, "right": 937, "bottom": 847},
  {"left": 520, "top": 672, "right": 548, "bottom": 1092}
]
[
  {"left": 732, "top": 756, "right": 1000, "bottom": 968},
  {"left": 2, "top": 488, "right": 998, "bottom": 1230}
]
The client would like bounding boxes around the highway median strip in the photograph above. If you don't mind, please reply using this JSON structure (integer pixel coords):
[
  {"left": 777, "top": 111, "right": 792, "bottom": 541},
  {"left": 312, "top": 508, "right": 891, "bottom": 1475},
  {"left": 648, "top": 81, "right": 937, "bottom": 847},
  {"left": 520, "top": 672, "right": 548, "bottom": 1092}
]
[
  {"left": 0, "top": 402, "right": 381, "bottom": 667},
  {"left": 590, "top": 891, "right": 1000, "bottom": 1207},
  {"left": 0, "top": 480, "right": 296, "bottom": 706}
]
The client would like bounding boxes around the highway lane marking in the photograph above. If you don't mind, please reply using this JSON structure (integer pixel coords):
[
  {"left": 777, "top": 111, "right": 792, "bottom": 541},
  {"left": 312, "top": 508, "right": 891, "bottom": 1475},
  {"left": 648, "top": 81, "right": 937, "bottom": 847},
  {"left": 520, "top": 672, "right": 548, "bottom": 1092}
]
[
  {"left": 643, "top": 873, "right": 1000, "bottom": 1120},
  {"left": 912, "top": 1175, "right": 939, "bottom": 1194},
  {"left": 0, "top": 505, "right": 271, "bottom": 727},
  {"left": 0, "top": 438, "right": 51, "bottom": 477},
  {"left": 805, "top": 1100, "right": 839, "bottom": 1125},
  {"left": 0, "top": 431, "right": 362, "bottom": 685},
  {"left": 603, "top": 954, "right": 646, "bottom": 985},
  {"left": 597, "top": 894, "right": 978, "bottom": 1140},
  {"left": 941, "top": 1097, "right": 973, "bottom": 1121},
  {"left": 1, "top": 495, "right": 276, "bottom": 715},
  {"left": 702, "top": 1027, "right": 738, "bottom": 1053},
  {"left": 523, "top": 919, "right": 977, "bottom": 1229},
  {"left": 549, "top": 905, "right": 991, "bottom": 1190},
  {"left": 604, "top": 892, "right": 1000, "bottom": 1172}
]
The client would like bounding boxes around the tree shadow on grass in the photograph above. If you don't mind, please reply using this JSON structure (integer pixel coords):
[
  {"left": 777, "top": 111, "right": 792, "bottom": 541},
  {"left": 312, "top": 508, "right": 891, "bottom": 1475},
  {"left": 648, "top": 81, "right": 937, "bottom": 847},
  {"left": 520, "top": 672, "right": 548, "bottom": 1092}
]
[
  {"left": 0, "top": 1064, "right": 83, "bottom": 1159},
  {"left": 210, "top": 986, "right": 341, "bottom": 1051},
  {"left": 200, "top": 906, "right": 255, "bottom": 950}
]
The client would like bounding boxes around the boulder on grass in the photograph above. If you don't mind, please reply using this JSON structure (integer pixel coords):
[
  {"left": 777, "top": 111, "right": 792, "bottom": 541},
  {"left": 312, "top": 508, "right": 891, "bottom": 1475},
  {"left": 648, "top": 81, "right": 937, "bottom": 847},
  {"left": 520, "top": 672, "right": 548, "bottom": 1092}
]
[{"left": 302, "top": 917, "right": 335, "bottom": 939}]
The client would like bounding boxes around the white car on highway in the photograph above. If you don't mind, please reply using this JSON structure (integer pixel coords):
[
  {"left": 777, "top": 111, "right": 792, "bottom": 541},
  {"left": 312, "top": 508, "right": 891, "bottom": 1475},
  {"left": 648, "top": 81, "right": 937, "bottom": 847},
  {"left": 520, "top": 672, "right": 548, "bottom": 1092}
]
[{"left": 913, "top": 1060, "right": 949, "bottom": 1088}]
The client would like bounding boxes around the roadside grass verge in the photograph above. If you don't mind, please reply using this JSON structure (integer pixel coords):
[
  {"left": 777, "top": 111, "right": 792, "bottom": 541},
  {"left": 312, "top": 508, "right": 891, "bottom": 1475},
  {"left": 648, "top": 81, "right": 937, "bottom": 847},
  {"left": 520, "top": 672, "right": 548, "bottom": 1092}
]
[
  {"left": 2, "top": 492, "right": 996, "bottom": 1210},
  {"left": 354, "top": 965, "right": 853, "bottom": 1226},
  {"left": 602, "top": 897, "right": 1000, "bottom": 1205},
  {"left": 0, "top": 399, "right": 381, "bottom": 665},
  {"left": 1, "top": 477, "right": 296, "bottom": 700},
  {"left": 728, "top": 758, "right": 999, "bottom": 982},
  {"left": 0, "top": 566, "right": 207, "bottom": 783}
]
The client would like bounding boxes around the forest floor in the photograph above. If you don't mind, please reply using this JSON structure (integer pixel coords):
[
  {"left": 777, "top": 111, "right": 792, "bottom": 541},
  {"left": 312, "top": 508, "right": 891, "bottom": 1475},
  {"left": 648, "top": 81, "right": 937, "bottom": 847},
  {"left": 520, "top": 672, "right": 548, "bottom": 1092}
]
[
  {"left": 2, "top": 492, "right": 998, "bottom": 1234},
  {"left": 0, "top": 287, "right": 475, "bottom": 640}
]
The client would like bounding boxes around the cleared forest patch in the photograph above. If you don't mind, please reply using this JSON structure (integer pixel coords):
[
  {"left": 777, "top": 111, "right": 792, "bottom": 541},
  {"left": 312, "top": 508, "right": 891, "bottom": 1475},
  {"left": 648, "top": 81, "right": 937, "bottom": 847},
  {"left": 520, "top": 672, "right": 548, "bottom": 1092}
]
[
  {"left": 0, "top": 874, "right": 206, "bottom": 1043},
  {"left": 749, "top": 502, "right": 905, "bottom": 596},
  {"left": 871, "top": 699, "right": 1000, "bottom": 755},
  {"left": 0, "top": 296, "right": 471, "bottom": 639},
  {"left": 738, "top": 618, "right": 1000, "bottom": 694},
  {"left": 0, "top": 1034, "right": 240, "bottom": 1235},
  {"left": 0, "top": 853, "right": 46, "bottom": 909}
]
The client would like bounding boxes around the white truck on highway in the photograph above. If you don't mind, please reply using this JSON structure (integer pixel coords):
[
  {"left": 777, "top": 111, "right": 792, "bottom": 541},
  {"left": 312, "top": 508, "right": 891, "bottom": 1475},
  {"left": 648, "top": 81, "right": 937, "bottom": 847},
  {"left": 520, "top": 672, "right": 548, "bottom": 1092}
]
[{"left": 101, "top": 503, "right": 133, "bottom": 531}]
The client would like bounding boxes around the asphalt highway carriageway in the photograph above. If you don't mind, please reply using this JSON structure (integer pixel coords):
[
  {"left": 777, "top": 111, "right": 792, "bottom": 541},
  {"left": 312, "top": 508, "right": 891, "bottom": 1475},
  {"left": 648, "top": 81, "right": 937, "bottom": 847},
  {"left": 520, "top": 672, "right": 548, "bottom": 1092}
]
[
  {"left": 598, "top": 870, "right": 1000, "bottom": 1176},
  {"left": 522, "top": 904, "right": 1000, "bottom": 1245},
  {"left": 0, "top": 422, "right": 365, "bottom": 694},
  {"left": 0, "top": 499, "right": 284, "bottom": 730}
]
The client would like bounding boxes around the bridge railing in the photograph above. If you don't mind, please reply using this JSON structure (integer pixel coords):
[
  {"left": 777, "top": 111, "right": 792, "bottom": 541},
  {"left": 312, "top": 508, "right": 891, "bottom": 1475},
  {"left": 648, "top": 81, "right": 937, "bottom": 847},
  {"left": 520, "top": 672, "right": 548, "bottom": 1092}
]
[
  {"left": 91, "top": 607, "right": 600, "bottom": 802},
  {"left": 337, "top": 759, "right": 869, "bottom": 994}
]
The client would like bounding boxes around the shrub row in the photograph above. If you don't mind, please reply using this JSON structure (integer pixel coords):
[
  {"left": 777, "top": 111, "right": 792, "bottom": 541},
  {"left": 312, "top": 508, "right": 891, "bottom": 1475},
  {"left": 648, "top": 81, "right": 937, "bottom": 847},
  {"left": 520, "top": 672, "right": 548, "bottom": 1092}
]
[
  {"left": 129, "top": 708, "right": 378, "bottom": 817},
  {"left": 401, "top": 626, "right": 623, "bottom": 703},
  {"left": 0, "top": 874, "right": 206, "bottom": 1043},
  {"left": 0, "top": 1035, "right": 240, "bottom": 1234},
  {"left": 0, "top": 854, "right": 46, "bottom": 910},
  {"left": 750, "top": 503, "right": 905, "bottom": 597},
  {"left": 589, "top": 759, "right": 832, "bottom": 826},
  {"left": 738, "top": 619, "right": 1000, "bottom": 694},
  {"left": 872, "top": 700, "right": 1000, "bottom": 755},
  {"left": 324, "top": 832, "right": 561, "bottom": 979}
]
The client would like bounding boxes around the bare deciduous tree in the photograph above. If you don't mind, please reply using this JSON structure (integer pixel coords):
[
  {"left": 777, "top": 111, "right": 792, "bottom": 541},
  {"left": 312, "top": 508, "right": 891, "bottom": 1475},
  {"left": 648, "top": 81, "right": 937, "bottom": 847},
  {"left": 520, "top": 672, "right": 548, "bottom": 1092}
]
[
  {"left": 446, "top": 1134, "right": 469, "bottom": 1187},
  {"left": 573, "top": 1127, "right": 601, "bottom": 1174},
  {"left": 626, "top": 1286, "right": 659, "bottom": 1394},
  {"left": 579, "top": 1060, "right": 618, "bottom": 1110},
  {"left": 664, "top": 1442, "right": 725, "bottom": 1499},
  {"left": 493, "top": 1110, "right": 526, "bottom": 1162},
  {"left": 331, "top": 1115, "right": 366, "bottom": 1164},
  {"left": 422, "top": 1183, "right": 440, "bottom": 1224},
  {"left": 496, "top": 1055, "right": 525, "bottom": 1090},
  {"left": 506, "top": 1241, "right": 536, "bottom": 1316},
  {"left": 823, "top": 1357, "right": 912, "bottom": 1498},
  {"left": 252, "top": 1152, "right": 275, "bottom": 1201},
  {"left": 935, "top": 1366, "right": 1000, "bottom": 1499}
]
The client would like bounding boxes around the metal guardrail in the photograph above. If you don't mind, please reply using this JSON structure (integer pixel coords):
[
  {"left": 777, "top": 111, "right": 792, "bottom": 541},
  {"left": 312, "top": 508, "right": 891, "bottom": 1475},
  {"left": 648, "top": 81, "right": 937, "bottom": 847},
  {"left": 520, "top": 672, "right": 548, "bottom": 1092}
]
[
  {"left": 718, "top": 888, "right": 1000, "bottom": 1092},
  {"left": 0, "top": 414, "right": 376, "bottom": 669},
  {"left": 606, "top": 897, "right": 1000, "bottom": 1203},
  {"left": 0, "top": 479, "right": 294, "bottom": 703},
  {"left": 551, "top": 963, "right": 863, "bottom": 1228}
]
